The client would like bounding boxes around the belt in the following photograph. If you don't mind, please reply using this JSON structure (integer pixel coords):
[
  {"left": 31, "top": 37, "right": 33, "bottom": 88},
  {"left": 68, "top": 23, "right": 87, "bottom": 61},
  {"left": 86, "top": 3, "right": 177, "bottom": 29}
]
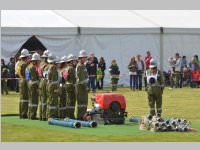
[
  {"left": 50, "top": 81, "right": 58, "bottom": 84},
  {"left": 40, "top": 103, "right": 47, "bottom": 106},
  {"left": 49, "top": 106, "right": 57, "bottom": 110},
  {"left": 77, "top": 104, "right": 87, "bottom": 108},
  {"left": 59, "top": 107, "right": 66, "bottom": 110},
  {"left": 20, "top": 99, "right": 29, "bottom": 103},
  {"left": 66, "top": 105, "right": 75, "bottom": 109},
  {"left": 29, "top": 104, "right": 38, "bottom": 107}
]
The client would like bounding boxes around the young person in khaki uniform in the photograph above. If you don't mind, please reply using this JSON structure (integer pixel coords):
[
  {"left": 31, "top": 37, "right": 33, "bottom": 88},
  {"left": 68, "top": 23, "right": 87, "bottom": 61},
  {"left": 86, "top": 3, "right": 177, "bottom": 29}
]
[{"left": 144, "top": 59, "right": 164, "bottom": 116}]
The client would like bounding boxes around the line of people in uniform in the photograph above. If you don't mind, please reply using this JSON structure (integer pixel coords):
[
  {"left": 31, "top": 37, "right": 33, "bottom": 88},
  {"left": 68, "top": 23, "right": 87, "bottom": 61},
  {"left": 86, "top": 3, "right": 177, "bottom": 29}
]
[{"left": 17, "top": 49, "right": 89, "bottom": 121}]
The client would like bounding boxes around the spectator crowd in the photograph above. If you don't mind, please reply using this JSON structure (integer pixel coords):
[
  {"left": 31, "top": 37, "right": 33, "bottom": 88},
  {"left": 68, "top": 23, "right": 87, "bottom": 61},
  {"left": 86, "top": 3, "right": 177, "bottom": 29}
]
[{"left": 1, "top": 50, "right": 200, "bottom": 95}]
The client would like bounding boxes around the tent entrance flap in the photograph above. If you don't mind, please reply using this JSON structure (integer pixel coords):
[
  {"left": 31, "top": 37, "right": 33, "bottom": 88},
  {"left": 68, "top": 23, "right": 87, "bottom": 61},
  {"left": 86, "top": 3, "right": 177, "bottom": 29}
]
[{"left": 15, "top": 36, "right": 46, "bottom": 59}]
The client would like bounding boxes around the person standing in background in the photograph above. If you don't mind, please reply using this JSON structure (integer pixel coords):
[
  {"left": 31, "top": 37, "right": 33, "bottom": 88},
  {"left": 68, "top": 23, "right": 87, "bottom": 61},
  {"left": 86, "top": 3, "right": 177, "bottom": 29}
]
[
  {"left": 109, "top": 59, "right": 120, "bottom": 91},
  {"left": 144, "top": 51, "right": 152, "bottom": 70},
  {"left": 180, "top": 56, "right": 188, "bottom": 87},
  {"left": 168, "top": 56, "right": 176, "bottom": 90},
  {"left": 136, "top": 54, "right": 144, "bottom": 90},
  {"left": 174, "top": 53, "right": 182, "bottom": 88},
  {"left": 194, "top": 55, "right": 200, "bottom": 70},
  {"left": 128, "top": 57, "right": 138, "bottom": 91},
  {"left": 96, "top": 65, "right": 103, "bottom": 90},
  {"left": 97, "top": 57, "right": 106, "bottom": 89},
  {"left": 7, "top": 56, "right": 16, "bottom": 91},
  {"left": 1, "top": 58, "right": 9, "bottom": 95},
  {"left": 86, "top": 56, "right": 97, "bottom": 92},
  {"left": 89, "top": 52, "right": 98, "bottom": 88}
]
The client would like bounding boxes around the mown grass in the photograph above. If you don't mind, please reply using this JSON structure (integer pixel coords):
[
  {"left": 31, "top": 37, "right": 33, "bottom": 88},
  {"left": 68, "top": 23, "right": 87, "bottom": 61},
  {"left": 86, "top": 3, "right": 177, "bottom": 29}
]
[{"left": 1, "top": 87, "right": 200, "bottom": 142}]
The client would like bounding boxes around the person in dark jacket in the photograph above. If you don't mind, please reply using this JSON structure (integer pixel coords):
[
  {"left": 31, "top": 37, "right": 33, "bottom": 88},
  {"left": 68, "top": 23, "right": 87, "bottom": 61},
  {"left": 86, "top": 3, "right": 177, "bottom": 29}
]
[
  {"left": 7, "top": 57, "right": 16, "bottom": 91},
  {"left": 86, "top": 56, "right": 97, "bottom": 92},
  {"left": 1, "top": 58, "right": 9, "bottom": 95},
  {"left": 96, "top": 57, "right": 106, "bottom": 89},
  {"left": 109, "top": 59, "right": 120, "bottom": 91}
]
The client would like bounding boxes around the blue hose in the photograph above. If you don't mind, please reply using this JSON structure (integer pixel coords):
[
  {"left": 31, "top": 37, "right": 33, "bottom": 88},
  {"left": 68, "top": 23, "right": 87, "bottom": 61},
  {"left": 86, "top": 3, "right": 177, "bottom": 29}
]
[{"left": 48, "top": 118, "right": 81, "bottom": 128}]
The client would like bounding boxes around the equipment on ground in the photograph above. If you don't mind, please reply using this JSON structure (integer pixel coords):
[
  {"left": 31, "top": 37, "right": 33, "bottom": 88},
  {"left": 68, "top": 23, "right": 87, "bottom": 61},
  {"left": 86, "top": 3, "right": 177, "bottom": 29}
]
[
  {"left": 48, "top": 118, "right": 81, "bottom": 128},
  {"left": 64, "top": 118, "right": 98, "bottom": 128},
  {"left": 129, "top": 116, "right": 138, "bottom": 123},
  {"left": 84, "top": 93, "right": 128, "bottom": 125},
  {"left": 139, "top": 114, "right": 193, "bottom": 132}
]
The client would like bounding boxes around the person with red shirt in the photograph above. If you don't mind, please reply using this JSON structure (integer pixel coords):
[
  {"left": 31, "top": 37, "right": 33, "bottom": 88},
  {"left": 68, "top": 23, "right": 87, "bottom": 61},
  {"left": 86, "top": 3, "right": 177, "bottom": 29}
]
[{"left": 145, "top": 51, "right": 152, "bottom": 70}]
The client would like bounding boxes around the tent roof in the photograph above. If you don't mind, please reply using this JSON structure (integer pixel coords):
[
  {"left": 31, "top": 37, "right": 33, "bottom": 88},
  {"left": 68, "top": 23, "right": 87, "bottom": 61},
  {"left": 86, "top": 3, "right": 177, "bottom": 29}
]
[
  {"left": 2, "top": 10, "right": 200, "bottom": 35},
  {"left": 1, "top": 10, "right": 78, "bottom": 35},
  {"left": 54, "top": 10, "right": 160, "bottom": 34}
]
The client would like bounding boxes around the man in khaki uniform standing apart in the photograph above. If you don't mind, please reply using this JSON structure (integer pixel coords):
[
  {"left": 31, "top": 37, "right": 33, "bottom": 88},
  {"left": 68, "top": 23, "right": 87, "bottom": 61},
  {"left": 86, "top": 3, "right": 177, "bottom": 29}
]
[
  {"left": 18, "top": 49, "right": 31, "bottom": 119},
  {"left": 39, "top": 50, "right": 49, "bottom": 121},
  {"left": 144, "top": 59, "right": 164, "bottom": 116},
  {"left": 76, "top": 50, "right": 88, "bottom": 120},
  {"left": 26, "top": 53, "right": 41, "bottom": 120}
]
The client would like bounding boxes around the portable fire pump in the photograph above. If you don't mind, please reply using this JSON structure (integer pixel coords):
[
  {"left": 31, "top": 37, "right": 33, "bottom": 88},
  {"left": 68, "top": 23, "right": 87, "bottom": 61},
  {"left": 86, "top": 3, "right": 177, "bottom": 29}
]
[{"left": 84, "top": 93, "right": 128, "bottom": 125}]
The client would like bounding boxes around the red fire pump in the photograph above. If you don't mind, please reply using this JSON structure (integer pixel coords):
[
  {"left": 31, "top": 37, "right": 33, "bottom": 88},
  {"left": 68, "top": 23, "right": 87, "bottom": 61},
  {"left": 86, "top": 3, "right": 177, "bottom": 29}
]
[{"left": 84, "top": 93, "right": 128, "bottom": 125}]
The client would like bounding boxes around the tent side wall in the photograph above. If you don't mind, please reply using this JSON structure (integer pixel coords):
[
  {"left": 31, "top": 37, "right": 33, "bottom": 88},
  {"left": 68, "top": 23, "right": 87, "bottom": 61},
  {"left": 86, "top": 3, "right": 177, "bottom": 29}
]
[
  {"left": 163, "top": 28, "right": 200, "bottom": 72},
  {"left": 78, "top": 33, "right": 161, "bottom": 86}
]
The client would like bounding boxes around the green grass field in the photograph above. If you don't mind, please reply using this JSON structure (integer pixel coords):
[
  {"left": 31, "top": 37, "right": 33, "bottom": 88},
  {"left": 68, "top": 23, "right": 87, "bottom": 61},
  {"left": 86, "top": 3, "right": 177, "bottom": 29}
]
[{"left": 1, "top": 88, "right": 200, "bottom": 142}]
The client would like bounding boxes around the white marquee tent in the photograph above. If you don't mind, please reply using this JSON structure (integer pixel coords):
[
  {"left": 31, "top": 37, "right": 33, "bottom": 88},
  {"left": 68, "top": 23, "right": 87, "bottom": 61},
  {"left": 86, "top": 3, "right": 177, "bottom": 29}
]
[{"left": 1, "top": 10, "right": 200, "bottom": 86}]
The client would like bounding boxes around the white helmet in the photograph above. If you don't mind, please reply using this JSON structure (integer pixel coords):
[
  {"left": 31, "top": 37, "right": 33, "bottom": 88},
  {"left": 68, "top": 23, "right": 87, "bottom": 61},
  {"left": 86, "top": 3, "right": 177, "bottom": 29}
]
[
  {"left": 41, "top": 50, "right": 50, "bottom": 58},
  {"left": 20, "top": 49, "right": 30, "bottom": 58},
  {"left": 31, "top": 52, "right": 41, "bottom": 61},
  {"left": 67, "top": 54, "right": 75, "bottom": 62},
  {"left": 47, "top": 53, "right": 56, "bottom": 63},
  {"left": 78, "top": 50, "right": 87, "bottom": 58},
  {"left": 60, "top": 55, "right": 68, "bottom": 63},
  {"left": 149, "top": 59, "right": 157, "bottom": 69}
]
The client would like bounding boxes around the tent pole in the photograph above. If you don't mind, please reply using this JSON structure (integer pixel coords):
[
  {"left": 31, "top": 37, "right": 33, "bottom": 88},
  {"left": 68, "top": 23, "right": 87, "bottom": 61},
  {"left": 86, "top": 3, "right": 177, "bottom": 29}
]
[{"left": 160, "top": 27, "right": 164, "bottom": 72}]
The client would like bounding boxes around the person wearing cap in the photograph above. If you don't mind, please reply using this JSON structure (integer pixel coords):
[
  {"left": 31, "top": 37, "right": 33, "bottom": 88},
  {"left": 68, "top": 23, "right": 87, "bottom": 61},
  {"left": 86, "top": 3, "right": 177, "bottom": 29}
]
[
  {"left": 65, "top": 54, "right": 77, "bottom": 119},
  {"left": 76, "top": 50, "right": 88, "bottom": 120},
  {"left": 26, "top": 52, "right": 41, "bottom": 120},
  {"left": 57, "top": 56, "right": 67, "bottom": 119},
  {"left": 47, "top": 53, "right": 59, "bottom": 118},
  {"left": 39, "top": 50, "right": 50, "bottom": 121},
  {"left": 144, "top": 59, "right": 164, "bottom": 116},
  {"left": 18, "top": 49, "right": 31, "bottom": 119}
]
